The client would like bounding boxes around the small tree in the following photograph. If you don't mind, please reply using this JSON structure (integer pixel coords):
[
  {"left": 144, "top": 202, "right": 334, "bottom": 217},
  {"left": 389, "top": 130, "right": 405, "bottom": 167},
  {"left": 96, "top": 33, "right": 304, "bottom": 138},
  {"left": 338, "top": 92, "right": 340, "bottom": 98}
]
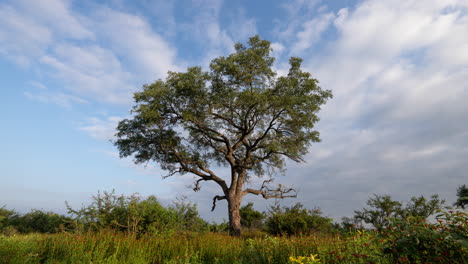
[
  {"left": 354, "top": 195, "right": 403, "bottom": 231},
  {"left": 115, "top": 36, "right": 332, "bottom": 235},
  {"left": 171, "top": 196, "right": 208, "bottom": 231},
  {"left": 354, "top": 194, "right": 445, "bottom": 230},
  {"left": 265, "top": 202, "right": 334, "bottom": 236},
  {"left": 0, "top": 206, "right": 17, "bottom": 233},
  {"left": 239, "top": 202, "right": 264, "bottom": 229},
  {"left": 454, "top": 184, "right": 468, "bottom": 209},
  {"left": 402, "top": 194, "right": 445, "bottom": 221},
  {"left": 66, "top": 190, "right": 177, "bottom": 234}
]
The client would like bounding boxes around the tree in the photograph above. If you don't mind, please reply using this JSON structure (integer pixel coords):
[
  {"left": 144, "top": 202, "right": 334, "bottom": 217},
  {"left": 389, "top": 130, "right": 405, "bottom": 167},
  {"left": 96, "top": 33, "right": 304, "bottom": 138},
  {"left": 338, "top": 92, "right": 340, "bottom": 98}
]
[
  {"left": 354, "top": 194, "right": 403, "bottom": 230},
  {"left": 402, "top": 194, "right": 445, "bottom": 221},
  {"left": 454, "top": 184, "right": 468, "bottom": 209},
  {"left": 354, "top": 194, "right": 445, "bottom": 230},
  {"left": 115, "top": 36, "right": 332, "bottom": 236}
]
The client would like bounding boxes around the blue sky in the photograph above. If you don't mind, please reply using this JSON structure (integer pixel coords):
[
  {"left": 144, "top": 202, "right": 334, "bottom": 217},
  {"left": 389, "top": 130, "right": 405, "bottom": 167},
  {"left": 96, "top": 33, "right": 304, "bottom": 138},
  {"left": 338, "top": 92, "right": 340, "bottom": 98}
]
[{"left": 1, "top": 0, "right": 467, "bottom": 223}]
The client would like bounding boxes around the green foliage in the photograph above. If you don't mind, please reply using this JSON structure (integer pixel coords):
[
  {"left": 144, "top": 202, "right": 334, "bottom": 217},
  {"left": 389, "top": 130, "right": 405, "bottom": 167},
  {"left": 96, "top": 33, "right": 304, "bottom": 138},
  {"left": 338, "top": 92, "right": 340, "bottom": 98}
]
[
  {"left": 170, "top": 196, "right": 209, "bottom": 231},
  {"left": 454, "top": 184, "right": 468, "bottom": 209},
  {"left": 0, "top": 206, "right": 16, "bottom": 232},
  {"left": 381, "top": 210, "right": 467, "bottom": 264},
  {"left": 402, "top": 194, "right": 445, "bottom": 221},
  {"left": 209, "top": 221, "right": 230, "bottom": 233},
  {"left": 240, "top": 202, "right": 265, "bottom": 229},
  {"left": 264, "top": 203, "right": 335, "bottom": 236},
  {"left": 12, "top": 210, "right": 73, "bottom": 234},
  {"left": 354, "top": 194, "right": 445, "bottom": 230},
  {"left": 354, "top": 194, "right": 402, "bottom": 231},
  {"left": 66, "top": 190, "right": 181, "bottom": 234},
  {"left": 1, "top": 206, "right": 71, "bottom": 235},
  {"left": 115, "top": 35, "right": 331, "bottom": 178}
]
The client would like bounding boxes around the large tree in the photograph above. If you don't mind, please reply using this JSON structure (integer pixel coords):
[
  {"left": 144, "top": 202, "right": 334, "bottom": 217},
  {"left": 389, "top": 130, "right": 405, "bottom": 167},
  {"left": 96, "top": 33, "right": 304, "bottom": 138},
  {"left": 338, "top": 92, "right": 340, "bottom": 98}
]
[{"left": 114, "top": 36, "right": 332, "bottom": 235}]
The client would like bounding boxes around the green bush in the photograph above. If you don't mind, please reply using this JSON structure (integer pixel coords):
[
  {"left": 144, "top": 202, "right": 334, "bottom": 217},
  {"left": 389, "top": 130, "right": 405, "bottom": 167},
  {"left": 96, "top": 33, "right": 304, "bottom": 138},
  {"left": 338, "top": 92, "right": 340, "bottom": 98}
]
[
  {"left": 264, "top": 203, "right": 335, "bottom": 236},
  {"left": 170, "top": 196, "right": 209, "bottom": 232},
  {"left": 240, "top": 202, "right": 265, "bottom": 230},
  {"left": 12, "top": 209, "right": 73, "bottom": 233},
  {"left": 0, "top": 206, "right": 17, "bottom": 233},
  {"left": 381, "top": 210, "right": 467, "bottom": 264},
  {"left": 66, "top": 190, "right": 209, "bottom": 235}
]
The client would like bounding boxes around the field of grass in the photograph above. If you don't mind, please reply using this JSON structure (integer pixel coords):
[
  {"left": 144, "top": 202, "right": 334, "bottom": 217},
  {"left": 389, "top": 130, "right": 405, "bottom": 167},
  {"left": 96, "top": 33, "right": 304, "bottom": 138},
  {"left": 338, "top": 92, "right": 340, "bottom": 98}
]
[{"left": 0, "top": 230, "right": 394, "bottom": 264}]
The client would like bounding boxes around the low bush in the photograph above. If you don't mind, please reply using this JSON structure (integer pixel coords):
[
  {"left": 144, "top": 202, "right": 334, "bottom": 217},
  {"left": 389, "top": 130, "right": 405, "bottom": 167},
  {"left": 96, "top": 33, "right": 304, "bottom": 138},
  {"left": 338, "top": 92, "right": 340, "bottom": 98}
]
[
  {"left": 265, "top": 203, "right": 336, "bottom": 236},
  {"left": 381, "top": 210, "right": 467, "bottom": 264}
]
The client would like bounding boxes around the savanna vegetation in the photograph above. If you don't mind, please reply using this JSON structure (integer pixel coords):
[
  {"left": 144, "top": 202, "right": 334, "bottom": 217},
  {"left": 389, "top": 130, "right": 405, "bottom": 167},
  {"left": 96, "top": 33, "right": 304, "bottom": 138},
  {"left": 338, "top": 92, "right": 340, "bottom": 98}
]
[{"left": 1, "top": 188, "right": 467, "bottom": 263}]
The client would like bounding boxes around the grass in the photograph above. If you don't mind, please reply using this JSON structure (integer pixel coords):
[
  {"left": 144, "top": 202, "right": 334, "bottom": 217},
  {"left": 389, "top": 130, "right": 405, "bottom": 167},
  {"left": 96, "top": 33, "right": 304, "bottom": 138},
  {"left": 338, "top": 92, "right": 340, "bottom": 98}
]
[{"left": 0, "top": 230, "right": 392, "bottom": 264}]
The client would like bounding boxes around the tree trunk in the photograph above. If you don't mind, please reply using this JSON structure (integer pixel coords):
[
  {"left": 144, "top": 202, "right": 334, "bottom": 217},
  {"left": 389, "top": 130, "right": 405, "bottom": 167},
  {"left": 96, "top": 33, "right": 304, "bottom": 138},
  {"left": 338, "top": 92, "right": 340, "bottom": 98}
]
[{"left": 228, "top": 194, "right": 242, "bottom": 236}]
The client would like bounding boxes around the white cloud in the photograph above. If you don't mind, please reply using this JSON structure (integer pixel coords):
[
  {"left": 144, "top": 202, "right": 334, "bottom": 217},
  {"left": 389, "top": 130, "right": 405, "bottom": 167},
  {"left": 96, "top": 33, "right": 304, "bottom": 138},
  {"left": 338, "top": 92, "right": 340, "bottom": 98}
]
[
  {"left": 275, "top": 0, "right": 322, "bottom": 40},
  {"left": 186, "top": 0, "right": 235, "bottom": 66},
  {"left": 39, "top": 44, "right": 135, "bottom": 104},
  {"left": 13, "top": 0, "right": 93, "bottom": 40},
  {"left": 291, "top": 12, "right": 334, "bottom": 54},
  {"left": 24, "top": 91, "right": 87, "bottom": 109},
  {"left": 80, "top": 116, "right": 122, "bottom": 141},
  {"left": 0, "top": 3, "right": 52, "bottom": 66},
  {"left": 140, "top": 0, "right": 177, "bottom": 37},
  {"left": 93, "top": 8, "right": 182, "bottom": 81},
  {"left": 285, "top": 0, "right": 468, "bottom": 220},
  {"left": 29, "top": 81, "right": 48, "bottom": 90},
  {"left": 0, "top": 0, "right": 182, "bottom": 105},
  {"left": 227, "top": 9, "right": 257, "bottom": 42},
  {"left": 312, "top": 0, "right": 468, "bottom": 121}
]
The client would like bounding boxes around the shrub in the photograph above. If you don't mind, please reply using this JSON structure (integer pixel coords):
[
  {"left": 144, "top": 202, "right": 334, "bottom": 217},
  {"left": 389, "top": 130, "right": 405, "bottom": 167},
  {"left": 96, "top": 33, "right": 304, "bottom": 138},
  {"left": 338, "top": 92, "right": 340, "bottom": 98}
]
[
  {"left": 381, "top": 210, "right": 467, "bottom": 264},
  {"left": 12, "top": 209, "right": 73, "bottom": 233},
  {"left": 240, "top": 202, "right": 265, "bottom": 230},
  {"left": 0, "top": 206, "right": 17, "bottom": 233},
  {"left": 264, "top": 203, "right": 335, "bottom": 236},
  {"left": 66, "top": 190, "right": 179, "bottom": 234}
]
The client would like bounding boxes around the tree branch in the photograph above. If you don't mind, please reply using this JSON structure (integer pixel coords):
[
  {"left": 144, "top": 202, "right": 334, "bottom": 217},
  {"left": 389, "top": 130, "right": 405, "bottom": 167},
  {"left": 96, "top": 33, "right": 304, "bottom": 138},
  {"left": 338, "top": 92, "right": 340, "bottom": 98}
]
[
  {"left": 242, "top": 179, "right": 297, "bottom": 199},
  {"left": 211, "top": 195, "right": 227, "bottom": 211},
  {"left": 159, "top": 141, "right": 229, "bottom": 193}
]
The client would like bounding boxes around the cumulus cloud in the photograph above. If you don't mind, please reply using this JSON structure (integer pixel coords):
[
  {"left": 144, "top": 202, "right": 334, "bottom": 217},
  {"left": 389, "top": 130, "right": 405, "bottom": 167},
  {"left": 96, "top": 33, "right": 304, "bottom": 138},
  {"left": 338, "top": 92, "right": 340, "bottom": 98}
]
[
  {"left": 0, "top": 0, "right": 181, "bottom": 106},
  {"left": 92, "top": 7, "right": 182, "bottom": 81}
]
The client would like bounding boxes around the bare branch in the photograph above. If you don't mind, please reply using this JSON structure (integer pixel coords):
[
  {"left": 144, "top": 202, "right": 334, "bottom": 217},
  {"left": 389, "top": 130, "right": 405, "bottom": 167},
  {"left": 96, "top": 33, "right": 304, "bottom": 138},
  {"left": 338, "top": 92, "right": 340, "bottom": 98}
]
[
  {"left": 211, "top": 195, "right": 227, "bottom": 211},
  {"left": 242, "top": 179, "right": 297, "bottom": 199}
]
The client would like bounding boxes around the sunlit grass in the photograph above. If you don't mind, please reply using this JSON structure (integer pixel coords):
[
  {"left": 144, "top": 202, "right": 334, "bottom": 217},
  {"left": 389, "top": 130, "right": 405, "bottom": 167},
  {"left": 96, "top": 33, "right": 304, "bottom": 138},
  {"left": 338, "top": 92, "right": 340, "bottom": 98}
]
[{"left": 0, "top": 230, "right": 395, "bottom": 264}]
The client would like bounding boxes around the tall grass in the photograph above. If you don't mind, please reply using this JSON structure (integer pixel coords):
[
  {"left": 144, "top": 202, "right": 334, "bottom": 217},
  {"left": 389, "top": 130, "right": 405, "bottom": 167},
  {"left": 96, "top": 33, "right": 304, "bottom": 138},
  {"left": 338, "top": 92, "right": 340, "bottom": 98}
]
[{"left": 0, "top": 230, "right": 392, "bottom": 264}]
